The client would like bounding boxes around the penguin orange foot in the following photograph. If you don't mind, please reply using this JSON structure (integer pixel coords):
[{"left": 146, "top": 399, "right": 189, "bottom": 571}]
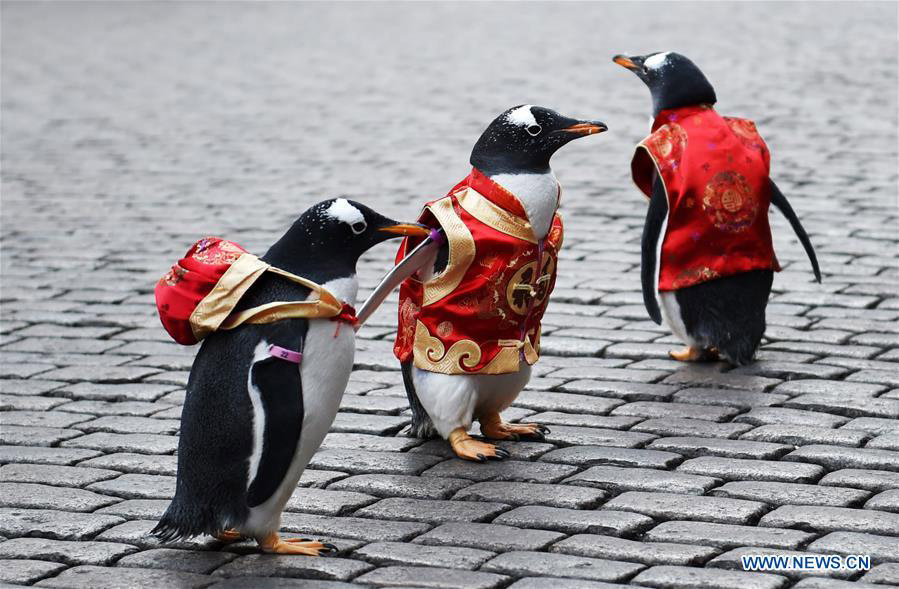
[
  {"left": 448, "top": 428, "right": 510, "bottom": 462},
  {"left": 258, "top": 533, "right": 338, "bottom": 556},
  {"left": 669, "top": 346, "right": 719, "bottom": 362},
  {"left": 479, "top": 413, "right": 549, "bottom": 441},
  {"left": 214, "top": 529, "right": 244, "bottom": 543}
]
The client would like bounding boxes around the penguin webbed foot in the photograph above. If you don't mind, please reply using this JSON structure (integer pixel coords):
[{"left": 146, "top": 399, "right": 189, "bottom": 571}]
[
  {"left": 479, "top": 413, "right": 550, "bottom": 442},
  {"left": 258, "top": 533, "right": 338, "bottom": 556},
  {"left": 669, "top": 346, "right": 719, "bottom": 362},
  {"left": 214, "top": 528, "right": 246, "bottom": 543},
  {"left": 448, "top": 427, "right": 510, "bottom": 462}
]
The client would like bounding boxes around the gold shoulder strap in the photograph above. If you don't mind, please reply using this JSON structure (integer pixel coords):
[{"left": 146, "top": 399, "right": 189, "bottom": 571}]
[{"left": 189, "top": 253, "right": 343, "bottom": 340}]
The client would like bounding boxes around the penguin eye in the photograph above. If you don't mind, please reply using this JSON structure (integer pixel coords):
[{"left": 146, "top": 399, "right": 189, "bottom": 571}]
[
  {"left": 350, "top": 221, "right": 367, "bottom": 235},
  {"left": 526, "top": 124, "right": 542, "bottom": 137}
]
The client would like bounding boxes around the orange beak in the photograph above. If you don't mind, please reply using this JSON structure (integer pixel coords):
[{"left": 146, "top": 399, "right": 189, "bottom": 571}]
[
  {"left": 378, "top": 223, "right": 431, "bottom": 237},
  {"left": 560, "top": 121, "right": 608, "bottom": 136},
  {"left": 613, "top": 55, "right": 640, "bottom": 71}
]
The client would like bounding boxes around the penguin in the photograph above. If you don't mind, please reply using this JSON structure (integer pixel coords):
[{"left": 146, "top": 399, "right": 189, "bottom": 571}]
[
  {"left": 152, "top": 198, "right": 428, "bottom": 555},
  {"left": 394, "top": 106, "right": 607, "bottom": 461},
  {"left": 613, "top": 52, "right": 821, "bottom": 365}
]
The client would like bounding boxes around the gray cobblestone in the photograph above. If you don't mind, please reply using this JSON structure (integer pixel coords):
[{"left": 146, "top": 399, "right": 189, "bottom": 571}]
[
  {"left": 480, "top": 551, "right": 644, "bottom": 583},
  {"left": 736, "top": 408, "right": 849, "bottom": 428},
  {"left": 740, "top": 424, "right": 871, "bottom": 447},
  {"left": 213, "top": 554, "right": 373, "bottom": 581},
  {"left": 86, "top": 473, "right": 175, "bottom": 499},
  {"left": 808, "top": 531, "right": 899, "bottom": 564},
  {"left": 0, "top": 559, "right": 67, "bottom": 585},
  {"left": 423, "top": 459, "right": 577, "bottom": 483},
  {"left": 327, "top": 474, "right": 471, "bottom": 500},
  {"left": 35, "top": 565, "right": 212, "bottom": 588},
  {"left": 0, "top": 482, "right": 120, "bottom": 511},
  {"left": 453, "top": 481, "right": 605, "bottom": 508},
  {"left": 557, "top": 380, "right": 678, "bottom": 402},
  {"left": 760, "top": 505, "right": 899, "bottom": 535},
  {"left": 116, "top": 547, "right": 237, "bottom": 574},
  {"left": 550, "top": 535, "right": 719, "bottom": 566},
  {"left": 711, "top": 481, "right": 870, "bottom": 507},
  {"left": 603, "top": 491, "right": 767, "bottom": 525},
  {"left": 0, "top": 508, "right": 123, "bottom": 541},
  {"left": 355, "top": 497, "right": 508, "bottom": 524},
  {"left": 279, "top": 514, "right": 430, "bottom": 542},
  {"left": 671, "top": 388, "right": 788, "bottom": 409},
  {"left": 60, "top": 433, "right": 178, "bottom": 455},
  {"left": 540, "top": 445, "right": 682, "bottom": 468},
  {"left": 565, "top": 465, "right": 718, "bottom": 495},
  {"left": 861, "top": 563, "right": 899, "bottom": 585},
  {"left": 867, "top": 432, "right": 899, "bottom": 450},
  {"left": 0, "top": 446, "right": 102, "bottom": 466},
  {"left": 353, "top": 566, "right": 508, "bottom": 589},
  {"left": 820, "top": 469, "right": 899, "bottom": 492},
  {"left": 783, "top": 444, "right": 899, "bottom": 472},
  {"left": 630, "top": 565, "right": 788, "bottom": 589},
  {"left": 864, "top": 489, "right": 899, "bottom": 513},
  {"left": 353, "top": 541, "right": 494, "bottom": 569},
  {"left": 1, "top": 425, "right": 83, "bottom": 446},
  {"left": 631, "top": 418, "right": 754, "bottom": 439},
  {"left": 309, "top": 450, "right": 442, "bottom": 475},
  {"left": 644, "top": 521, "right": 816, "bottom": 550},
  {"left": 677, "top": 456, "right": 825, "bottom": 483},
  {"left": 0, "top": 463, "right": 118, "bottom": 486},
  {"left": 542, "top": 425, "right": 657, "bottom": 447},
  {"left": 506, "top": 578, "right": 627, "bottom": 589},
  {"left": 414, "top": 522, "right": 564, "bottom": 552},
  {"left": 648, "top": 437, "right": 792, "bottom": 460},
  {"left": 494, "top": 505, "right": 653, "bottom": 536},
  {"left": 0, "top": 538, "right": 138, "bottom": 566}
]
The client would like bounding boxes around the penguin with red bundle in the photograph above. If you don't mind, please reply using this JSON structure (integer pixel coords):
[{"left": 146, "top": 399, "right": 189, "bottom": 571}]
[
  {"left": 613, "top": 51, "right": 820, "bottom": 365},
  {"left": 152, "top": 199, "right": 428, "bottom": 554},
  {"left": 394, "top": 106, "right": 607, "bottom": 461}
]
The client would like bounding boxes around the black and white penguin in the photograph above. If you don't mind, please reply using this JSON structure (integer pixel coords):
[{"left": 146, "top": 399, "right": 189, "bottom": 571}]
[
  {"left": 613, "top": 51, "right": 821, "bottom": 365},
  {"left": 152, "top": 198, "right": 427, "bottom": 554},
  {"left": 400, "top": 106, "right": 607, "bottom": 461}
]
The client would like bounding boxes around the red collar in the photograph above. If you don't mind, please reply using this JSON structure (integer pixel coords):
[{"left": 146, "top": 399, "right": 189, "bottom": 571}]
[
  {"left": 651, "top": 104, "right": 715, "bottom": 132},
  {"left": 455, "top": 168, "right": 530, "bottom": 219},
  {"left": 330, "top": 303, "right": 358, "bottom": 325}
]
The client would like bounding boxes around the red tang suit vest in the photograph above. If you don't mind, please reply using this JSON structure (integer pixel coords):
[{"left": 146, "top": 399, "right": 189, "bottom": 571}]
[
  {"left": 393, "top": 168, "right": 563, "bottom": 375},
  {"left": 631, "top": 104, "right": 781, "bottom": 291}
]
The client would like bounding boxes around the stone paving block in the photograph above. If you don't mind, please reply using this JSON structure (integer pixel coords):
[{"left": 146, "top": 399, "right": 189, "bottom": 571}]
[
  {"left": 0, "top": 538, "right": 138, "bottom": 566},
  {"left": 353, "top": 541, "right": 494, "bottom": 569},
  {"left": 339, "top": 395, "right": 407, "bottom": 416},
  {"left": 60, "top": 432, "right": 178, "bottom": 455},
  {"left": 54, "top": 400, "right": 169, "bottom": 417},
  {"left": 540, "top": 445, "right": 682, "bottom": 468},
  {"left": 741, "top": 424, "right": 870, "bottom": 447},
  {"left": 213, "top": 553, "right": 373, "bottom": 581},
  {"left": 38, "top": 365, "right": 160, "bottom": 384},
  {"left": 0, "top": 508, "right": 123, "bottom": 541},
  {"left": 353, "top": 566, "right": 508, "bottom": 589},
  {"left": 300, "top": 470, "right": 349, "bottom": 489},
  {"left": 550, "top": 534, "right": 719, "bottom": 566},
  {"left": 547, "top": 367, "right": 668, "bottom": 383},
  {"left": 411, "top": 439, "right": 552, "bottom": 461},
  {"left": 736, "top": 407, "right": 849, "bottom": 428},
  {"left": 0, "top": 445, "right": 102, "bottom": 466},
  {"left": 543, "top": 425, "right": 657, "bottom": 448},
  {"left": 611, "top": 401, "right": 741, "bottom": 422},
  {"left": 0, "top": 394, "right": 69, "bottom": 411},
  {"left": 526, "top": 411, "right": 643, "bottom": 429},
  {"left": 0, "top": 559, "right": 67, "bottom": 585},
  {"left": 422, "top": 459, "right": 577, "bottom": 483},
  {"left": 865, "top": 489, "right": 899, "bottom": 513},
  {"left": 564, "top": 465, "right": 718, "bottom": 495},
  {"left": 512, "top": 391, "right": 623, "bottom": 415},
  {"left": 644, "top": 520, "right": 816, "bottom": 550},
  {"left": 35, "top": 565, "right": 212, "bottom": 588},
  {"left": 327, "top": 474, "right": 471, "bottom": 500},
  {"left": 791, "top": 579, "right": 884, "bottom": 589},
  {"left": 1, "top": 410, "right": 94, "bottom": 429},
  {"left": 557, "top": 380, "right": 679, "bottom": 402},
  {"left": 208, "top": 578, "right": 357, "bottom": 589},
  {"left": 712, "top": 481, "right": 870, "bottom": 507},
  {"left": 861, "top": 563, "right": 899, "bottom": 585},
  {"left": 355, "top": 497, "right": 508, "bottom": 524},
  {"left": 631, "top": 418, "right": 753, "bottom": 439},
  {"left": 784, "top": 394, "right": 899, "bottom": 418},
  {"left": 630, "top": 565, "right": 789, "bottom": 589},
  {"left": 677, "top": 456, "right": 825, "bottom": 483},
  {"left": 284, "top": 488, "right": 377, "bottom": 515},
  {"left": 772, "top": 379, "right": 887, "bottom": 397},
  {"left": 413, "top": 522, "right": 564, "bottom": 552},
  {"left": 78, "top": 453, "right": 177, "bottom": 476},
  {"left": 0, "top": 363, "right": 54, "bottom": 378},
  {"left": 784, "top": 444, "right": 899, "bottom": 472},
  {"left": 820, "top": 469, "right": 899, "bottom": 492},
  {"left": 494, "top": 506, "right": 653, "bottom": 536},
  {"left": 672, "top": 388, "right": 788, "bottom": 408},
  {"left": 847, "top": 369, "right": 899, "bottom": 388},
  {"left": 453, "top": 481, "right": 606, "bottom": 509},
  {"left": 53, "top": 383, "right": 177, "bottom": 403},
  {"left": 1, "top": 425, "right": 84, "bottom": 446},
  {"left": 0, "top": 482, "right": 120, "bottom": 512},
  {"left": 842, "top": 417, "right": 899, "bottom": 436},
  {"left": 93, "top": 520, "right": 216, "bottom": 550},
  {"left": 732, "top": 361, "right": 850, "bottom": 380},
  {"left": 96, "top": 499, "right": 169, "bottom": 519},
  {"left": 867, "top": 432, "right": 899, "bottom": 451},
  {"left": 0, "top": 463, "right": 118, "bottom": 486},
  {"left": 662, "top": 369, "right": 781, "bottom": 391},
  {"left": 603, "top": 492, "right": 767, "bottom": 525},
  {"left": 117, "top": 547, "right": 239, "bottom": 574},
  {"left": 506, "top": 577, "right": 628, "bottom": 589},
  {"left": 808, "top": 531, "right": 899, "bottom": 564},
  {"left": 279, "top": 513, "right": 430, "bottom": 542},
  {"left": 319, "top": 432, "right": 421, "bottom": 453},
  {"left": 760, "top": 505, "right": 899, "bottom": 535},
  {"left": 0, "top": 379, "right": 66, "bottom": 396},
  {"left": 76, "top": 415, "right": 180, "bottom": 435},
  {"left": 308, "top": 449, "right": 442, "bottom": 475},
  {"left": 648, "top": 437, "right": 792, "bottom": 460},
  {"left": 480, "top": 550, "right": 644, "bottom": 582},
  {"left": 707, "top": 547, "right": 854, "bottom": 580},
  {"left": 329, "top": 413, "right": 408, "bottom": 435},
  {"left": 86, "top": 473, "right": 175, "bottom": 499}
]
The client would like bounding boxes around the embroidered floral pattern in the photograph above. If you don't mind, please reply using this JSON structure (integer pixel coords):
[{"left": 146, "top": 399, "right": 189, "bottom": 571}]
[
  {"left": 161, "top": 263, "right": 187, "bottom": 286},
  {"left": 192, "top": 238, "right": 245, "bottom": 265},
  {"left": 702, "top": 170, "right": 759, "bottom": 233},
  {"left": 671, "top": 266, "right": 721, "bottom": 289}
]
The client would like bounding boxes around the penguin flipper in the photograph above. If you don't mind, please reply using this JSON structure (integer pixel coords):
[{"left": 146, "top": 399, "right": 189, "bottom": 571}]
[
  {"left": 401, "top": 361, "right": 437, "bottom": 439},
  {"left": 769, "top": 179, "right": 822, "bottom": 283},
  {"left": 246, "top": 321, "right": 307, "bottom": 508},
  {"left": 641, "top": 176, "right": 667, "bottom": 324}
]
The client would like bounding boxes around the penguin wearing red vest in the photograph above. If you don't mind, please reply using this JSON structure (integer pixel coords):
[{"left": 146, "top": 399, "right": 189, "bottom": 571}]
[
  {"left": 613, "top": 52, "right": 820, "bottom": 365},
  {"left": 394, "top": 106, "right": 607, "bottom": 461},
  {"left": 152, "top": 199, "right": 428, "bottom": 554}
]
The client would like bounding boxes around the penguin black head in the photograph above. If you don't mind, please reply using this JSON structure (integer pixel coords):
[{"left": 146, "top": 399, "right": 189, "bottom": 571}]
[
  {"left": 264, "top": 198, "right": 429, "bottom": 277},
  {"left": 470, "top": 105, "right": 607, "bottom": 176},
  {"left": 613, "top": 52, "right": 717, "bottom": 118}
]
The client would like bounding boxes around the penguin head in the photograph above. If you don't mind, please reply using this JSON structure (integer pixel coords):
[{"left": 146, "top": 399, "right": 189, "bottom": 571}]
[
  {"left": 266, "top": 198, "right": 429, "bottom": 274},
  {"left": 470, "top": 105, "right": 607, "bottom": 175},
  {"left": 613, "top": 52, "right": 717, "bottom": 117}
]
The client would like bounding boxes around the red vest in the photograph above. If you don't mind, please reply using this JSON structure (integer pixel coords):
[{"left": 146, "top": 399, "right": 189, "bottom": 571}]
[
  {"left": 393, "top": 168, "right": 563, "bottom": 375},
  {"left": 631, "top": 105, "right": 780, "bottom": 291}
]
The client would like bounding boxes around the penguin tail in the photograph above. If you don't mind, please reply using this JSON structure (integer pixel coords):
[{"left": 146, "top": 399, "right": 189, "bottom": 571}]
[
  {"left": 152, "top": 492, "right": 246, "bottom": 543},
  {"left": 401, "top": 361, "right": 438, "bottom": 439}
]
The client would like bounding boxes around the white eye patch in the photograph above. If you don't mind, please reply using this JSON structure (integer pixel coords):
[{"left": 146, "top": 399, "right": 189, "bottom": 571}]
[
  {"left": 505, "top": 105, "right": 539, "bottom": 128},
  {"left": 644, "top": 52, "right": 671, "bottom": 70},
  {"left": 325, "top": 198, "right": 365, "bottom": 230}
]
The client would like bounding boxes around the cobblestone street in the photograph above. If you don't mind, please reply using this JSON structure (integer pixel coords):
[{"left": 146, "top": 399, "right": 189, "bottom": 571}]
[{"left": 1, "top": 2, "right": 898, "bottom": 588}]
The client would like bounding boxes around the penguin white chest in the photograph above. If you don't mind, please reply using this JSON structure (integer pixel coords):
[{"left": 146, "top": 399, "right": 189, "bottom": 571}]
[{"left": 489, "top": 171, "right": 559, "bottom": 239}]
